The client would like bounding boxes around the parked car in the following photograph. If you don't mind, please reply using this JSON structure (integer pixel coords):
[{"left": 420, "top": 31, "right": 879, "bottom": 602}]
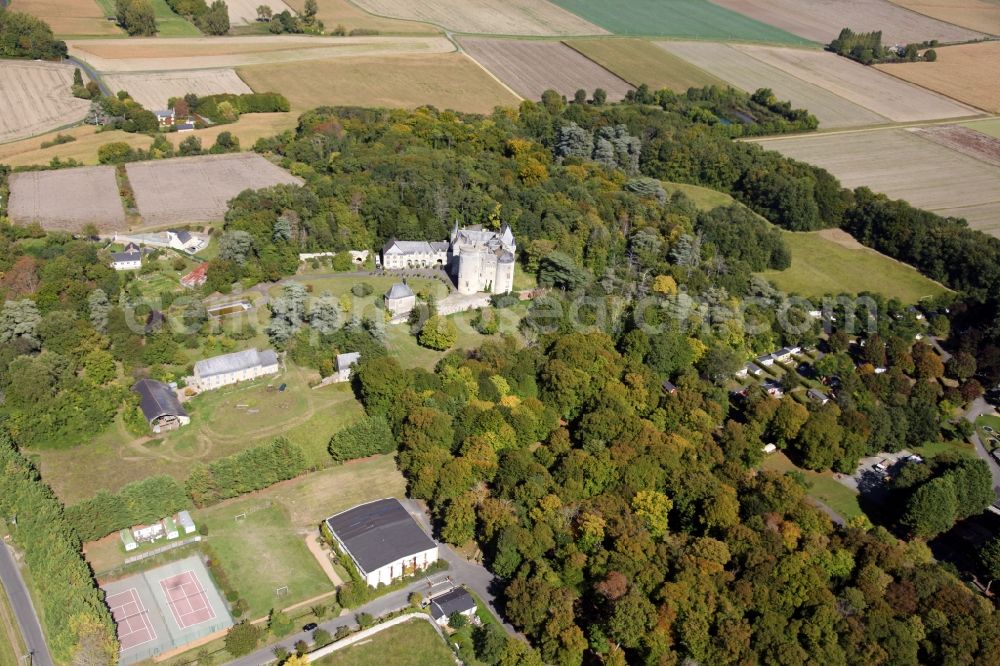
[{"left": 303, "top": 622, "right": 318, "bottom": 632}]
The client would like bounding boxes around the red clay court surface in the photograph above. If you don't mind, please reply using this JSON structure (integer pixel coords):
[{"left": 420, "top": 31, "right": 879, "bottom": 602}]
[
  {"left": 159, "top": 570, "right": 217, "bottom": 629},
  {"left": 107, "top": 588, "right": 157, "bottom": 650}
]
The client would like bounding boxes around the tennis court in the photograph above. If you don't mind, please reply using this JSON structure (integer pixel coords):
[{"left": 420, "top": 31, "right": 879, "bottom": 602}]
[{"left": 101, "top": 556, "right": 233, "bottom": 665}]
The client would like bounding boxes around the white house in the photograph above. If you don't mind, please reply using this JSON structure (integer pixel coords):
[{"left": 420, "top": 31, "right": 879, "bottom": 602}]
[
  {"left": 336, "top": 352, "right": 360, "bottom": 382},
  {"left": 325, "top": 498, "right": 438, "bottom": 588},
  {"left": 110, "top": 243, "right": 142, "bottom": 271},
  {"left": 381, "top": 240, "right": 448, "bottom": 270},
  {"left": 429, "top": 587, "right": 477, "bottom": 626},
  {"left": 384, "top": 282, "right": 416, "bottom": 317},
  {"left": 168, "top": 229, "right": 206, "bottom": 253},
  {"left": 120, "top": 529, "right": 138, "bottom": 552},
  {"left": 177, "top": 510, "right": 196, "bottom": 534},
  {"left": 162, "top": 516, "right": 179, "bottom": 540},
  {"left": 192, "top": 348, "right": 279, "bottom": 392},
  {"left": 756, "top": 353, "right": 776, "bottom": 367}
]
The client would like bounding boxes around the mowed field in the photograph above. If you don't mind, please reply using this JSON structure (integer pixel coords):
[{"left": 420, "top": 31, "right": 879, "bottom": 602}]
[
  {"left": 352, "top": 0, "right": 607, "bottom": 36},
  {"left": 283, "top": 0, "right": 440, "bottom": 34},
  {"left": 875, "top": 42, "right": 1000, "bottom": 113},
  {"left": 126, "top": 153, "right": 302, "bottom": 226},
  {"left": 755, "top": 128, "right": 1000, "bottom": 237},
  {"left": 460, "top": 38, "right": 632, "bottom": 102},
  {"left": 313, "top": 619, "right": 453, "bottom": 666},
  {"left": 8, "top": 0, "right": 121, "bottom": 36},
  {"left": 67, "top": 35, "right": 455, "bottom": 72},
  {"left": 564, "top": 38, "right": 726, "bottom": 91},
  {"left": 758, "top": 229, "right": 950, "bottom": 302},
  {"left": 238, "top": 52, "right": 520, "bottom": 112},
  {"left": 708, "top": 0, "right": 985, "bottom": 44},
  {"left": 888, "top": 0, "right": 1000, "bottom": 35},
  {"left": 0, "top": 61, "right": 92, "bottom": 144},
  {"left": 549, "top": 0, "right": 811, "bottom": 43},
  {"left": 102, "top": 69, "right": 253, "bottom": 110},
  {"left": 8, "top": 166, "right": 126, "bottom": 233}
]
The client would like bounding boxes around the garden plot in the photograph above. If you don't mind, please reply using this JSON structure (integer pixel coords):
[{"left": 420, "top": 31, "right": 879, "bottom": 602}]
[
  {"left": 8, "top": 166, "right": 125, "bottom": 233},
  {"left": 351, "top": 0, "right": 607, "bottom": 36},
  {"left": 125, "top": 153, "right": 302, "bottom": 226},
  {"left": 459, "top": 38, "right": 632, "bottom": 102},
  {"left": 102, "top": 69, "right": 253, "bottom": 110},
  {"left": 755, "top": 128, "right": 1000, "bottom": 237},
  {"left": 0, "top": 61, "right": 92, "bottom": 144},
  {"left": 658, "top": 41, "right": 884, "bottom": 128},
  {"left": 708, "top": 0, "right": 984, "bottom": 45},
  {"left": 875, "top": 41, "right": 1000, "bottom": 113}
]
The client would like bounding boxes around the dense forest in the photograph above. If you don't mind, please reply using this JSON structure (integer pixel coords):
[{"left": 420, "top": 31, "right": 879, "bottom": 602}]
[{"left": 0, "top": 7, "right": 67, "bottom": 59}]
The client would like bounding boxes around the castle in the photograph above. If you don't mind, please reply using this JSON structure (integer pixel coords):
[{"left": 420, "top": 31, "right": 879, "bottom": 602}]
[{"left": 381, "top": 223, "right": 516, "bottom": 295}]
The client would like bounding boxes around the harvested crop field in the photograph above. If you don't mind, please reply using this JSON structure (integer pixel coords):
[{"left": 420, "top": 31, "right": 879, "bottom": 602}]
[
  {"left": 283, "top": 0, "right": 440, "bottom": 34},
  {"left": 708, "top": 0, "right": 985, "bottom": 45},
  {"left": 66, "top": 35, "right": 454, "bottom": 72},
  {"left": 459, "top": 38, "right": 632, "bottom": 102},
  {"left": 875, "top": 42, "right": 1000, "bottom": 113},
  {"left": 102, "top": 69, "right": 253, "bottom": 110},
  {"left": 755, "top": 128, "right": 1000, "bottom": 237},
  {"left": 238, "top": 52, "right": 520, "bottom": 112},
  {"left": 8, "top": 166, "right": 125, "bottom": 232},
  {"left": 964, "top": 118, "right": 1000, "bottom": 140},
  {"left": 9, "top": 0, "right": 122, "bottom": 36},
  {"left": 913, "top": 125, "right": 1000, "bottom": 167},
  {"left": 659, "top": 42, "right": 884, "bottom": 128},
  {"left": 549, "top": 0, "right": 810, "bottom": 43},
  {"left": 0, "top": 61, "right": 92, "bottom": 144},
  {"left": 125, "top": 153, "right": 302, "bottom": 226},
  {"left": 888, "top": 0, "right": 1000, "bottom": 35},
  {"left": 564, "top": 38, "right": 725, "bottom": 91},
  {"left": 225, "top": 0, "right": 293, "bottom": 24},
  {"left": 352, "top": 0, "right": 607, "bottom": 36}
]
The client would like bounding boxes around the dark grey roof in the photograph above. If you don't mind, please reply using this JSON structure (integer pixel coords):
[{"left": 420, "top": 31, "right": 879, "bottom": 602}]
[
  {"left": 385, "top": 283, "right": 414, "bottom": 300},
  {"left": 429, "top": 588, "right": 476, "bottom": 621},
  {"left": 194, "top": 348, "right": 276, "bottom": 378},
  {"left": 325, "top": 498, "right": 436, "bottom": 574},
  {"left": 111, "top": 250, "right": 141, "bottom": 263},
  {"left": 171, "top": 229, "right": 192, "bottom": 243},
  {"left": 133, "top": 379, "right": 187, "bottom": 423}
]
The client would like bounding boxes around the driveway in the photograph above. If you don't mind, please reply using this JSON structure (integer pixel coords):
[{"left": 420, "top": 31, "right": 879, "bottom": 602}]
[
  {"left": 964, "top": 397, "right": 1000, "bottom": 501},
  {"left": 0, "top": 542, "right": 54, "bottom": 666}
]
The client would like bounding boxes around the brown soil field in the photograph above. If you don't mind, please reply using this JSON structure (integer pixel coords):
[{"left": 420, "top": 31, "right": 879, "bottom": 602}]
[
  {"left": 126, "top": 153, "right": 302, "bottom": 226},
  {"left": 709, "top": 0, "right": 984, "bottom": 45},
  {"left": 732, "top": 44, "right": 978, "bottom": 121},
  {"left": 8, "top": 166, "right": 126, "bottom": 232},
  {"left": 459, "top": 38, "right": 632, "bottom": 102},
  {"left": 225, "top": 0, "right": 294, "bottom": 25},
  {"left": 238, "top": 52, "right": 520, "bottom": 112},
  {"left": 913, "top": 125, "right": 1000, "bottom": 167},
  {"left": 352, "top": 0, "right": 607, "bottom": 36},
  {"left": 67, "top": 35, "right": 454, "bottom": 72},
  {"left": 102, "top": 69, "right": 253, "bottom": 110},
  {"left": 0, "top": 61, "right": 92, "bottom": 144},
  {"left": 875, "top": 42, "right": 1000, "bottom": 113},
  {"left": 754, "top": 128, "right": 1000, "bottom": 237},
  {"left": 659, "top": 41, "right": 885, "bottom": 128},
  {"left": 283, "top": 0, "right": 440, "bottom": 34},
  {"left": 9, "top": 0, "right": 122, "bottom": 36},
  {"left": 888, "top": 0, "right": 1000, "bottom": 35},
  {"left": 564, "top": 38, "right": 726, "bottom": 91}
]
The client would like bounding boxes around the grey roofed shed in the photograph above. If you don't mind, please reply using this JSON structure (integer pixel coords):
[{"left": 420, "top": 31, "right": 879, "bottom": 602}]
[
  {"left": 385, "top": 283, "right": 415, "bottom": 300},
  {"left": 194, "top": 348, "right": 276, "bottom": 378},
  {"left": 325, "top": 498, "right": 435, "bottom": 574},
  {"left": 337, "top": 352, "right": 360, "bottom": 371},
  {"left": 133, "top": 379, "right": 187, "bottom": 423},
  {"left": 429, "top": 587, "right": 476, "bottom": 621}
]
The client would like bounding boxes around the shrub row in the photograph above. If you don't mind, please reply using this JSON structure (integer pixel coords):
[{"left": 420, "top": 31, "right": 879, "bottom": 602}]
[
  {"left": 64, "top": 475, "right": 191, "bottom": 542},
  {"left": 186, "top": 437, "right": 308, "bottom": 506},
  {"left": 327, "top": 415, "right": 395, "bottom": 463},
  {"left": 194, "top": 93, "right": 290, "bottom": 123}
]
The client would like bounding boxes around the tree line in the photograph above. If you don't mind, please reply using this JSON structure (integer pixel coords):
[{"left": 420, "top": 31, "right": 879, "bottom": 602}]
[
  {"left": 0, "top": 7, "right": 66, "bottom": 59},
  {"left": 64, "top": 475, "right": 191, "bottom": 542}
]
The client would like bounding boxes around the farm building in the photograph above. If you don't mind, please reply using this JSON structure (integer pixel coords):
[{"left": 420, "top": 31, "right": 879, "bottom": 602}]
[
  {"left": 192, "top": 348, "right": 279, "bottom": 391},
  {"left": 336, "top": 352, "right": 360, "bottom": 382},
  {"left": 325, "top": 498, "right": 438, "bottom": 588},
  {"left": 133, "top": 379, "right": 190, "bottom": 433},
  {"left": 177, "top": 510, "right": 196, "bottom": 534},
  {"left": 385, "top": 282, "right": 416, "bottom": 316},
  {"left": 110, "top": 244, "right": 142, "bottom": 271},
  {"left": 181, "top": 263, "right": 209, "bottom": 288},
  {"left": 428, "top": 587, "right": 477, "bottom": 626}
]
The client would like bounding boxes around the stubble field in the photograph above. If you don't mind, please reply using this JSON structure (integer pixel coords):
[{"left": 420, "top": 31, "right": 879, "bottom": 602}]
[
  {"left": 126, "top": 153, "right": 302, "bottom": 226},
  {"left": 351, "top": 0, "right": 607, "bottom": 36},
  {"left": 224, "top": 0, "right": 294, "bottom": 25},
  {"left": 887, "top": 0, "right": 1000, "bottom": 35},
  {"left": 283, "top": 0, "right": 440, "bottom": 33},
  {"left": 8, "top": 166, "right": 125, "bottom": 233},
  {"left": 102, "top": 69, "right": 253, "bottom": 110},
  {"left": 875, "top": 42, "right": 1000, "bottom": 113},
  {"left": 0, "top": 61, "right": 92, "bottom": 144},
  {"left": 238, "top": 52, "right": 521, "bottom": 112},
  {"left": 755, "top": 128, "right": 1000, "bottom": 237},
  {"left": 459, "top": 38, "right": 632, "bottom": 102},
  {"left": 563, "top": 38, "right": 726, "bottom": 91},
  {"left": 707, "top": 0, "right": 985, "bottom": 44},
  {"left": 9, "top": 0, "right": 122, "bottom": 35},
  {"left": 913, "top": 125, "right": 1000, "bottom": 168}
]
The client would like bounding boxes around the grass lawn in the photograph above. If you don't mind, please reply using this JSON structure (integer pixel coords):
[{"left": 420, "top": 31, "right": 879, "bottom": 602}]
[
  {"left": 282, "top": 275, "right": 449, "bottom": 301},
  {"left": 0, "top": 578, "right": 26, "bottom": 666},
  {"left": 549, "top": 0, "right": 812, "bottom": 43},
  {"left": 913, "top": 439, "right": 979, "bottom": 459},
  {"left": 565, "top": 38, "right": 726, "bottom": 91},
  {"left": 313, "top": 618, "right": 453, "bottom": 666},
  {"left": 761, "top": 452, "right": 863, "bottom": 520},
  {"left": 976, "top": 414, "right": 1000, "bottom": 450},
  {"left": 963, "top": 117, "right": 1000, "bottom": 140},
  {"left": 758, "top": 230, "right": 950, "bottom": 304},
  {"left": 149, "top": 0, "right": 201, "bottom": 35},
  {"left": 664, "top": 181, "right": 737, "bottom": 211}
]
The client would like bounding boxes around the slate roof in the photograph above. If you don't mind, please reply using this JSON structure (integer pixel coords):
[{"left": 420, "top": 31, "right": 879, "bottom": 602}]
[
  {"left": 385, "top": 283, "right": 415, "bottom": 300},
  {"left": 171, "top": 229, "right": 192, "bottom": 243},
  {"left": 325, "top": 498, "right": 436, "bottom": 574},
  {"left": 429, "top": 587, "right": 476, "bottom": 621},
  {"left": 111, "top": 249, "right": 141, "bottom": 263},
  {"left": 133, "top": 379, "right": 187, "bottom": 423},
  {"left": 194, "top": 348, "right": 277, "bottom": 378},
  {"left": 383, "top": 239, "right": 446, "bottom": 255}
]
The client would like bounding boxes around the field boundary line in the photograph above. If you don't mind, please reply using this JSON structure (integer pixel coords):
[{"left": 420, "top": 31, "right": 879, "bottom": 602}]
[
  {"left": 745, "top": 114, "right": 996, "bottom": 143},
  {"left": 871, "top": 60, "right": 993, "bottom": 115},
  {"left": 454, "top": 50, "right": 524, "bottom": 102},
  {"left": 558, "top": 40, "right": 638, "bottom": 91}
]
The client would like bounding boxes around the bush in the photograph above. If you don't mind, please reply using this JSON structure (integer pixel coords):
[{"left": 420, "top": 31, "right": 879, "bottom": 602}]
[
  {"left": 225, "top": 621, "right": 262, "bottom": 657},
  {"left": 313, "top": 627, "right": 332, "bottom": 645},
  {"left": 327, "top": 415, "right": 395, "bottom": 462},
  {"left": 351, "top": 282, "right": 374, "bottom": 297},
  {"left": 356, "top": 612, "right": 374, "bottom": 629},
  {"left": 337, "top": 581, "right": 369, "bottom": 608},
  {"left": 268, "top": 608, "right": 295, "bottom": 636}
]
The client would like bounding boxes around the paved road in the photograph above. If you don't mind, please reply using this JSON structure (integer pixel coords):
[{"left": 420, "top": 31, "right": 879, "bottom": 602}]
[
  {"left": 64, "top": 56, "right": 110, "bottom": 97},
  {"left": 0, "top": 542, "right": 54, "bottom": 666},
  {"left": 964, "top": 397, "right": 1000, "bottom": 500}
]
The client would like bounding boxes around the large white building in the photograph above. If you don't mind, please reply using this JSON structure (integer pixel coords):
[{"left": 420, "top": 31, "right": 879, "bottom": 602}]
[
  {"left": 191, "top": 348, "right": 279, "bottom": 391},
  {"left": 325, "top": 498, "right": 438, "bottom": 588},
  {"left": 380, "top": 223, "right": 516, "bottom": 296}
]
